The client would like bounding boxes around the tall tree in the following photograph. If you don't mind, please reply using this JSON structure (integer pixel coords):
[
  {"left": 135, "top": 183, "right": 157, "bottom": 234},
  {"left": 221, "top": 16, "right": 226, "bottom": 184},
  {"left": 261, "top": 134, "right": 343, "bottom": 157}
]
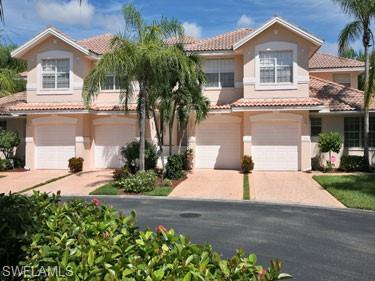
[
  {"left": 335, "top": 0, "right": 375, "bottom": 167},
  {"left": 83, "top": 4, "right": 184, "bottom": 170}
]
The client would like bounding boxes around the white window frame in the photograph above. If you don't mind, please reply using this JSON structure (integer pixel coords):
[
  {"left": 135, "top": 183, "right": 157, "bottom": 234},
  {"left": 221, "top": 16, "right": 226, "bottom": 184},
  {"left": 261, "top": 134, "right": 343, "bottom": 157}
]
[
  {"left": 100, "top": 74, "right": 121, "bottom": 92},
  {"left": 255, "top": 41, "right": 298, "bottom": 90},
  {"left": 204, "top": 59, "right": 235, "bottom": 89},
  {"left": 37, "top": 50, "right": 73, "bottom": 93},
  {"left": 333, "top": 73, "right": 351, "bottom": 87}
]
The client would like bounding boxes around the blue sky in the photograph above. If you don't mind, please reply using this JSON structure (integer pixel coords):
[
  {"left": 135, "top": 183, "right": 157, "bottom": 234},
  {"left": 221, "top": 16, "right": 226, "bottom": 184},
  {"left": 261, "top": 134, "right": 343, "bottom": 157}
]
[{"left": 2, "top": 0, "right": 361, "bottom": 54}]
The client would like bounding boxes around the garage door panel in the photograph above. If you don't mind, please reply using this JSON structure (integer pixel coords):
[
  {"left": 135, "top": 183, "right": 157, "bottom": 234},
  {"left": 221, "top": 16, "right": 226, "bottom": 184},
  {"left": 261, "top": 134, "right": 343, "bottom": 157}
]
[
  {"left": 35, "top": 125, "right": 76, "bottom": 169},
  {"left": 196, "top": 116, "right": 241, "bottom": 169},
  {"left": 95, "top": 124, "right": 136, "bottom": 168},
  {"left": 252, "top": 122, "right": 299, "bottom": 171}
]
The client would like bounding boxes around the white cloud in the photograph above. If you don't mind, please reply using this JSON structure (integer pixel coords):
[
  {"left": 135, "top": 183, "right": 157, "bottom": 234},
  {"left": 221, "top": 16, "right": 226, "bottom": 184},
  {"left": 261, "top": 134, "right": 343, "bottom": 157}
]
[
  {"left": 183, "top": 22, "right": 202, "bottom": 38},
  {"left": 237, "top": 15, "right": 252, "bottom": 28},
  {"left": 35, "top": 0, "right": 95, "bottom": 27}
]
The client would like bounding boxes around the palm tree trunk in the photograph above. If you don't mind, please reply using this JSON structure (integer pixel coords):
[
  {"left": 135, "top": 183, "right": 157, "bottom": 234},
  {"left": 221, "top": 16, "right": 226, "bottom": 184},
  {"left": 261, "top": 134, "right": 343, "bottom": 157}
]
[
  {"left": 151, "top": 109, "right": 165, "bottom": 175},
  {"left": 168, "top": 102, "right": 177, "bottom": 156},
  {"left": 178, "top": 127, "right": 186, "bottom": 154},
  {"left": 139, "top": 86, "right": 146, "bottom": 171},
  {"left": 363, "top": 43, "right": 370, "bottom": 168}
]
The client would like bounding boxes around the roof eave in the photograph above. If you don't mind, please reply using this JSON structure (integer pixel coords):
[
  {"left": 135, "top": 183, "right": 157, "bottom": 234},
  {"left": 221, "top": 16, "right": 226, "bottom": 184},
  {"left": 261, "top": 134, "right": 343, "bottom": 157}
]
[
  {"left": 233, "top": 17, "right": 323, "bottom": 50},
  {"left": 310, "top": 67, "right": 365, "bottom": 73},
  {"left": 232, "top": 105, "right": 325, "bottom": 112},
  {"left": 11, "top": 27, "right": 91, "bottom": 59}
]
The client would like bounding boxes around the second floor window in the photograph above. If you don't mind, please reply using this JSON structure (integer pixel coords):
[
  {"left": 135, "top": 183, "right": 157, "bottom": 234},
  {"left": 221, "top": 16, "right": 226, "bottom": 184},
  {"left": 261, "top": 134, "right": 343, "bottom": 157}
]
[
  {"left": 204, "top": 59, "right": 234, "bottom": 88},
  {"left": 102, "top": 75, "right": 121, "bottom": 91},
  {"left": 333, "top": 74, "right": 351, "bottom": 87},
  {"left": 41, "top": 58, "right": 70, "bottom": 89},
  {"left": 259, "top": 51, "right": 293, "bottom": 84}
]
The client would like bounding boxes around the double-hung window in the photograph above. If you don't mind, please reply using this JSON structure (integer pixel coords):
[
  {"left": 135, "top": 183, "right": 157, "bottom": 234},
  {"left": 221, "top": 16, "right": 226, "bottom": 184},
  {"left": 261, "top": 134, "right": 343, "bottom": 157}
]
[
  {"left": 344, "top": 117, "right": 375, "bottom": 148},
  {"left": 41, "top": 58, "right": 70, "bottom": 89},
  {"left": 333, "top": 74, "right": 351, "bottom": 87},
  {"left": 0, "top": 121, "right": 6, "bottom": 131},
  {"left": 259, "top": 51, "right": 293, "bottom": 84},
  {"left": 204, "top": 59, "right": 234, "bottom": 88},
  {"left": 310, "top": 118, "right": 322, "bottom": 137},
  {"left": 101, "top": 75, "right": 121, "bottom": 91}
]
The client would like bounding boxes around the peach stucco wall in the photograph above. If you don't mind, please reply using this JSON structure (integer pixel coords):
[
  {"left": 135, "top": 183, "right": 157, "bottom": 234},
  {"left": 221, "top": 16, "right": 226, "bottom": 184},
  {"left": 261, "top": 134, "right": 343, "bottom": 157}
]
[{"left": 311, "top": 71, "right": 359, "bottom": 89}]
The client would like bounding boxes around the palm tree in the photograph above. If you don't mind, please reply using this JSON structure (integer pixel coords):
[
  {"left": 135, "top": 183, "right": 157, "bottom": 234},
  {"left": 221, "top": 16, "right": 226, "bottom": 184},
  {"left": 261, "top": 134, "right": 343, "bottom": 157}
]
[
  {"left": 83, "top": 4, "right": 184, "bottom": 170},
  {"left": 335, "top": 0, "right": 375, "bottom": 167}
]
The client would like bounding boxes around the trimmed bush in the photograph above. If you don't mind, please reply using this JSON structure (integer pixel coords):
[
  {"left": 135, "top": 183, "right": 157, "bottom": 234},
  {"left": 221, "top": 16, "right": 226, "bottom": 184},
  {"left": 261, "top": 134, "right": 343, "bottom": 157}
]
[
  {"left": 0, "top": 158, "right": 12, "bottom": 171},
  {"left": 165, "top": 154, "right": 185, "bottom": 180},
  {"left": 318, "top": 132, "right": 343, "bottom": 170},
  {"left": 241, "top": 155, "right": 254, "bottom": 173},
  {"left": 118, "top": 170, "right": 156, "bottom": 193},
  {"left": 162, "top": 178, "right": 173, "bottom": 187},
  {"left": 68, "top": 157, "right": 84, "bottom": 173},
  {"left": 0, "top": 130, "right": 20, "bottom": 160},
  {"left": 121, "top": 140, "right": 158, "bottom": 174},
  {"left": 339, "top": 155, "right": 368, "bottom": 172},
  {"left": 2, "top": 192, "right": 289, "bottom": 280},
  {"left": 112, "top": 167, "right": 131, "bottom": 181}
]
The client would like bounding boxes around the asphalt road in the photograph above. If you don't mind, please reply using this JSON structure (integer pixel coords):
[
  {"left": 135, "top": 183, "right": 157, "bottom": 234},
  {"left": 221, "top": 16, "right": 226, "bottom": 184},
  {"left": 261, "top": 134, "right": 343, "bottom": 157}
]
[{"left": 63, "top": 196, "right": 375, "bottom": 281}]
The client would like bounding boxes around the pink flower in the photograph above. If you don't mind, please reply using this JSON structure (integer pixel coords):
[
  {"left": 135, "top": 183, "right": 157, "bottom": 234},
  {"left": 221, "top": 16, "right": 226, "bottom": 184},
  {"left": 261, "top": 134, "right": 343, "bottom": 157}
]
[
  {"left": 92, "top": 198, "right": 101, "bottom": 207},
  {"left": 156, "top": 224, "right": 167, "bottom": 234},
  {"left": 331, "top": 155, "right": 337, "bottom": 163}
]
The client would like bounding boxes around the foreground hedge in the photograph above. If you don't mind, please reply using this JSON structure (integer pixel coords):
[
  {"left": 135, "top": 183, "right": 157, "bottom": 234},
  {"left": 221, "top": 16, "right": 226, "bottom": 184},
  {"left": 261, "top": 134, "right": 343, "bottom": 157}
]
[{"left": 0, "top": 193, "right": 291, "bottom": 280}]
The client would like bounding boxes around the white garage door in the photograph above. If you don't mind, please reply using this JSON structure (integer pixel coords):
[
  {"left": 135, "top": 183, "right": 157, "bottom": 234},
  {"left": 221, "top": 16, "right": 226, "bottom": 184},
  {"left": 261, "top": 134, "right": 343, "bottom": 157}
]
[
  {"left": 252, "top": 122, "right": 299, "bottom": 171},
  {"left": 35, "top": 125, "right": 76, "bottom": 169},
  {"left": 196, "top": 115, "right": 241, "bottom": 169},
  {"left": 95, "top": 124, "right": 136, "bottom": 168}
]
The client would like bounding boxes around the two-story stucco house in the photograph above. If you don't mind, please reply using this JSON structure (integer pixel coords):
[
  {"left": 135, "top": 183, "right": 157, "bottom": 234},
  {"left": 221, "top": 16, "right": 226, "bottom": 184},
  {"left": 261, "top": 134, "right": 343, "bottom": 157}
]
[{"left": 9, "top": 17, "right": 371, "bottom": 171}]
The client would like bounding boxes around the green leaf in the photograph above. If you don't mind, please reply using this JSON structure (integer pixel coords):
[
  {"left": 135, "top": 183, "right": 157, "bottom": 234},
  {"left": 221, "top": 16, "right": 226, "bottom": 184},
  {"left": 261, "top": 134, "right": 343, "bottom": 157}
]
[
  {"left": 87, "top": 248, "right": 95, "bottom": 266},
  {"left": 278, "top": 273, "right": 293, "bottom": 279},
  {"left": 153, "top": 268, "right": 165, "bottom": 281},
  {"left": 185, "top": 255, "right": 195, "bottom": 266},
  {"left": 248, "top": 253, "right": 257, "bottom": 264},
  {"left": 88, "top": 239, "right": 97, "bottom": 247},
  {"left": 182, "top": 272, "right": 192, "bottom": 281}
]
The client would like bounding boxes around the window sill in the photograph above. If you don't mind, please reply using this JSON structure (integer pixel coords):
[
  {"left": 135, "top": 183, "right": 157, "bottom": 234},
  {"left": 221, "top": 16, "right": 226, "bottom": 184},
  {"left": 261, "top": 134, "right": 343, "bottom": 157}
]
[
  {"left": 204, "top": 87, "right": 235, "bottom": 91},
  {"left": 255, "top": 83, "right": 297, "bottom": 91}
]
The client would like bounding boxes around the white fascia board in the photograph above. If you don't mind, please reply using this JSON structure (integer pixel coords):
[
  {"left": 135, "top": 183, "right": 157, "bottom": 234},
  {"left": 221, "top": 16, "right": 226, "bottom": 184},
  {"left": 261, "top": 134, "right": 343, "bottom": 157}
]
[
  {"left": 233, "top": 17, "right": 323, "bottom": 50},
  {"left": 309, "top": 67, "right": 365, "bottom": 73},
  {"left": 11, "top": 28, "right": 90, "bottom": 58},
  {"left": 232, "top": 105, "right": 325, "bottom": 112}
]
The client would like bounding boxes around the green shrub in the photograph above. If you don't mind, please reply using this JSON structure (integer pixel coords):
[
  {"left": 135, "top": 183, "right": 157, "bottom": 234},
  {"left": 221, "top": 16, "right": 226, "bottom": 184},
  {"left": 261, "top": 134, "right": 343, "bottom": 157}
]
[
  {"left": 68, "top": 157, "right": 84, "bottom": 173},
  {"left": 9, "top": 157, "right": 24, "bottom": 168},
  {"left": 121, "top": 140, "right": 158, "bottom": 174},
  {"left": 8, "top": 192, "right": 290, "bottom": 281},
  {"left": 0, "top": 158, "right": 12, "bottom": 171},
  {"left": 0, "top": 192, "right": 59, "bottom": 268},
  {"left": 112, "top": 167, "right": 131, "bottom": 181},
  {"left": 118, "top": 170, "right": 156, "bottom": 193},
  {"left": 339, "top": 155, "right": 368, "bottom": 172},
  {"left": 162, "top": 178, "right": 173, "bottom": 187},
  {"left": 165, "top": 154, "right": 185, "bottom": 180},
  {"left": 318, "top": 132, "right": 343, "bottom": 170},
  {"left": 241, "top": 155, "right": 254, "bottom": 173},
  {"left": 0, "top": 130, "right": 20, "bottom": 159}
]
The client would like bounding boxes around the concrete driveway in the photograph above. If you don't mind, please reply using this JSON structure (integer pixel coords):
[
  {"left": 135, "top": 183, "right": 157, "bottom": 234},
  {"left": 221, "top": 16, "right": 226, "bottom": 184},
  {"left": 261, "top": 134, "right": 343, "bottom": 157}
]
[
  {"left": 0, "top": 170, "right": 68, "bottom": 193},
  {"left": 169, "top": 169, "right": 243, "bottom": 200},
  {"left": 251, "top": 171, "right": 344, "bottom": 208},
  {"left": 28, "top": 169, "right": 114, "bottom": 196}
]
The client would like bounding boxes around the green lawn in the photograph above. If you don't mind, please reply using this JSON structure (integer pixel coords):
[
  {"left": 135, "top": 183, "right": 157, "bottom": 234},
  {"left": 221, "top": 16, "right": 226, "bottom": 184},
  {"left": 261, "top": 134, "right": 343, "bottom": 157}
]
[
  {"left": 89, "top": 182, "right": 173, "bottom": 196},
  {"left": 313, "top": 174, "right": 375, "bottom": 210},
  {"left": 243, "top": 174, "right": 250, "bottom": 200},
  {"left": 90, "top": 182, "right": 119, "bottom": 195}
]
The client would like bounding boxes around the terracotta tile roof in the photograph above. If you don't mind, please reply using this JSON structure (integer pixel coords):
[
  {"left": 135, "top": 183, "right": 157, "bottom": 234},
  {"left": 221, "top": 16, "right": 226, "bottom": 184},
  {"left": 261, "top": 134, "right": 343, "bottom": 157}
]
[
  {"left": 309, "top": 76, "right": 374, "bottom": 111},
  {"left": 184, "top": 28, "right": 253, "bottom": 52},
  {"left": 232, "top": 97, "right": 322, "bottom": 108},
  {"left": 209, "top": 104, "right": 231, "bottom": 110},
  {"left": 9, "top": 102, "right": 137, "bottom": 112},
  {"left": 309, "top": 53, "right": 364, "bottom": 70},
  {"left": 165, "top": 35, "right": 200, "bottom": 45},
  {"left": 0, "top": 92, "right": 27, "bottom": 115},
  {"left": 77, "top": 33, "right": 114, "bottom": 55}
]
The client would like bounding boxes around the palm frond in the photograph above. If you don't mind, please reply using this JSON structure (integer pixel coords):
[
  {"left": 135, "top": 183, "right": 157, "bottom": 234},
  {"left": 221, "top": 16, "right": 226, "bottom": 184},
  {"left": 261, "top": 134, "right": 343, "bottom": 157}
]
[{"left": 337, "top": 20, "right": 363, "bottom": 55}]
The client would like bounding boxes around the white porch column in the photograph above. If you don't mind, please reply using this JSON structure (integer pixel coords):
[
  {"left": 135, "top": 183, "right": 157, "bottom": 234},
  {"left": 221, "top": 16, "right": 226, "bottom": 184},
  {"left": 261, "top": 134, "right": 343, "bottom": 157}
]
[
  {"left": 301, "top": 135, "right": 311, "bottom": 171},
  {"left": 243, "top": 136, "right": 252, "bottom": 156}
]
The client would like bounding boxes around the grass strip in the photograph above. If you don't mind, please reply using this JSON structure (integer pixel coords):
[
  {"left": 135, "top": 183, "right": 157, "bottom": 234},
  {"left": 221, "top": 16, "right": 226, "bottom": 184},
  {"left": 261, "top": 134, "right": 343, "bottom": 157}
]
[
  {"left": 17, "top": 174, "right": 72, "bottom": 194},
  {"left": 243, "top": 173, "right": 250, "bottom": 200}
]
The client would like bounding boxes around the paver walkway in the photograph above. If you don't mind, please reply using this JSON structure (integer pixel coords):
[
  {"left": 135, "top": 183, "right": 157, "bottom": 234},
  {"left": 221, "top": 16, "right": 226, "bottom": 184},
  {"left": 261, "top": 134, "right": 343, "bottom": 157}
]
[
  {"left": 251, "top": 171, "right": 345, "bottom": 208},
  {"left": 28, "top": 169, "right": 114, "bottom": 196},
  {"left": 0, "top": 170, "right": 68, "bottom": 193},
  {"left": 169, "top": 169, "right": 243, "bottom": 200}
]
